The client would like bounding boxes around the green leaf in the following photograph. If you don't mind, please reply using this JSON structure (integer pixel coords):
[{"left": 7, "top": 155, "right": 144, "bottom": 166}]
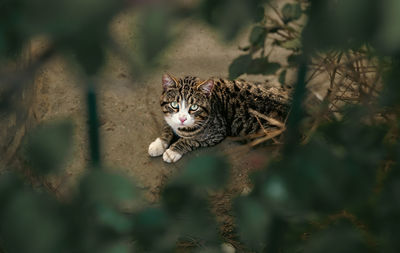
[
  {"left": 23, "top": 120, "right": 74, "bottom": 174},
  {"left": 100, "top": 243, "right": 130, "bottom": 253},
  {"left": 234, "top": 196, "right": 272, "bottom": 250},
  {"left": 20, "top": 0, "right": 123, "bottom": 39},
  {"left": 200, "top": 0, "right": 266, "bottom": 40},
  {"left": 273, "top": 117, "right": 385, "bottom": 214},
  {"left": 254, "top": 6, "right": 265, "bottom": 22},
  {"left": 303, "top": 0, "right": 379, "bottom": 51},
  {"left": 138, "top": 7, "right": 173, "bottom": 65},
  {"left": 16, "top": 0, "right": 124, "bottom": 74},
  {"left": 0, "top": 0, "right": 25, "bottom": 58},
  {"left": 97, "top": 205, "right": 132, "bottom": 233},
  {"left": 229, "top": 54, "right": 252, "bottom": 79},
  {"left": 73, "top": 41, "right": 105, "bottom": 75},
  {"left": 171, "top": 196, "right": 219, "bottom": 244},
  {"left": 261, "top": 174, "right": 293, "bottom": 214},
  {"left": 218, "top": 0, "right": 253, "bottom": 40},
  {"left": 180, "top": 154, "right": 229, "bottom": 189},
  {"left": 132, "top": 208, "right": 169, "bottom": 249},
  {"left": 281, "top": 3, "right": 302, "bottom": 23},
  {"left": 78, "top": 170, "right": 137, "bottom": 235},
  {"left": 0, "top": 190, "right": 65, "bottom": 253},
  {"left": 0, "top": 173, "right": 22, "bottom": 208},
  {"left": 249, "top": 26, "right": 267, "bottom": 47},
  {"left": 303, "top": 224, "right": 367, "bottom": 253},
  {"left": 280, "top": 38, "right": 302, "bottom": 50},
  {"left": 80, "top": 170, "right": 137, "bottom": 207},
  {"left": 376, "top": 159, "right": 400, "bottom": 253},
  {"left": 162, "top": 184, "right": 191, "bottom": 214},
  {"left": 377, "top": 0, "right": 400, "bottom": 53}
]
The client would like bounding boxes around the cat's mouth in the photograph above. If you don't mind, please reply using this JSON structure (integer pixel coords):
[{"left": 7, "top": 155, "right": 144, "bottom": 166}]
[{"left": 178, "top": 126, "right": 199, "bottom": 132}]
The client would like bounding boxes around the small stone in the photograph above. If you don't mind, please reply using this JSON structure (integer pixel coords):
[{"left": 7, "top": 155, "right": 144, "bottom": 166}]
[
  {"left": 221, "top": 243, "right": 235, "bottom": 253},
  {"left": 241, "top": 186, "right": 252, "bottom": 196}
]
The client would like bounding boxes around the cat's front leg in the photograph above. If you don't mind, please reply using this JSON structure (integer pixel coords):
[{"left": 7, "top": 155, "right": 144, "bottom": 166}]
[
  {"left": 162, "top": 138, "right": 200, "bottom": 163},
  {"left": 163, "top": 133, "right": 225, "bottom": 163},
  {"left": 148, "top": 138, "right": 168, "bottom": 157},
  {"left": 148, "top": 124, "right": 174, "bottom": 157}
]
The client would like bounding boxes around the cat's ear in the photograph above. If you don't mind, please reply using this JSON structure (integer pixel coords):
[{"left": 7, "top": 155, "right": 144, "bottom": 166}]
[
  {"left": 197, "top": 79, "right": 214, "bottom": 96},
  {"left": 162, "top": 73, "right": 178, "bottom": 90}
]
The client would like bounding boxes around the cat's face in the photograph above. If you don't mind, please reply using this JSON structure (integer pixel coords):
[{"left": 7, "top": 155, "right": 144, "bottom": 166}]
[{"left": 160, "top": 74, "right": 214, "bottom": 136}]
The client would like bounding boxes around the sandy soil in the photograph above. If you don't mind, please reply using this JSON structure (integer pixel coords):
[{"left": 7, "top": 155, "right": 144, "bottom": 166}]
[
  {"left": 31, "top": 11, "right": 285, "bottom": 202},
  {"left": 27, "top": 12, "right": 295, "bottom": 251}
]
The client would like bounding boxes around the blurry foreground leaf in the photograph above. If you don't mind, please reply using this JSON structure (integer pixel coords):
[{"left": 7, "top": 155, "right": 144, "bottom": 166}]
[
  {"left": 199, "top": 0, "right": 266, "bottom": 40},
  {"left": 160, "top": 155, "right": 225, "bottom": 246},
  {"left": 0, "top": 190, "right": 65, "bottom": 253},
  {"left": 80, "top": 170, "right": 137, "bottom": 207},
  {"left": 75, "top": 170, "right": 137, "bottom": 237},
  {"left": 376, "top": 166, "right": 400, "bottom": 253},
  {"left": 23, "top": 120, "right": 74, "bottom": 174},
  {"left": 137, "top": 6, "right": 173, "bottom": 66},
  {"left": 234, "top": 196, "right": 272, "bottom": 250},
  {"left": 280, "top": 38, "right": 302, "bottom": 50},
  {"left": 303, "top": 224, "right": 367, "bottom": 253},
  {"left": 162, "top": 185, "right": 219, "bottom": 246},
  {"left": 19, "top": 0, "right": 123, "bottom": 39},
  {"left": 99, "top": 243, "right": 130, "bottom": 253},
  {"left": 180, "top": 154, "right": 229, "bottom": 189},
  {"left": 162, "top": 155, "right": 228, "bottom": 215},
  {"left": 0, "top": 173, "right": 22, "bottom": 208},
  {"left": 19, "top": 0, "right": 124, "bottom": 74},
  {"left": 303, "top": 0, "right": 379, "bottom": 51},
  {"left": 380, "top": 58, "right": 400, "bottom": 106},
  {"left": 284, "top": 136, "right": 379, "bottom": 213},
  {"left": 261, "top": 116, "right": 385, "bottom": 215},
  {"left": 376, "top": 0, "right": 400, "bottom": 53},
  {"left": 0, "top": 0, "right": 25, "bottom": 58},
  {"left": 162, "top": 184, "right": 191, "bottom": 214},
  {"left": 261, "top": 174, "right": 294, "bottom": 215},
  {"left": 97, "top": 205, "right": 132, "bottom": 233},
  {"left": 132, "top": 207, "right": 170, "bottom": 250}
]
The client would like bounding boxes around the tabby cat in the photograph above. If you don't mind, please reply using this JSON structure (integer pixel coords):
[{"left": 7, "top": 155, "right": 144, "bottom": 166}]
[{"left": 148, "top": 73, "right": 290, "bottom": 163}]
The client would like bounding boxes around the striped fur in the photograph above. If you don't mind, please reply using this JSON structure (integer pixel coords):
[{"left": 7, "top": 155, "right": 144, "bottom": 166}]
[{"left": 149, "top": 74, "right": 291, "bottom": 162}]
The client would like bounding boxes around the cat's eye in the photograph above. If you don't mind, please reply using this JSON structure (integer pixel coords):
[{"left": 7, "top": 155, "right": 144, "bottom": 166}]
[
  {"left": 190, "top": 104, "right": 199, "bottom": 111},
  {"left": 170, "top": 101, "right": 179, "bottom": 109}
]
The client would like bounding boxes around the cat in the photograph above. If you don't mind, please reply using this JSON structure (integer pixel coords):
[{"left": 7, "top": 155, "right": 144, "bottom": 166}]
[{"left": 148, "top": 73, "right": 291, "bottom": 163}]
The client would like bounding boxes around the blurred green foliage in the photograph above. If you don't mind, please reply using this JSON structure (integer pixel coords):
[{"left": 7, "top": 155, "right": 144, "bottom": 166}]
[
  {"left": 1, "top": 0, "right": 400, "bottom": 252},
  {"left": 199, "top": 0, "right": 267, "bottom": 40},
  {"left": 23, "top": 120, "right": 74, "bottom": 174}
]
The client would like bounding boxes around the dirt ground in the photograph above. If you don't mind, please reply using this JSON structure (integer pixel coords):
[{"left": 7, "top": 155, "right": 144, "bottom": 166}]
[
  {"left": 27, "top": 11, "right": 293, "bottom": 250},
  {"left": 31, "top": 11, "right": 286, "bottom": 200}
]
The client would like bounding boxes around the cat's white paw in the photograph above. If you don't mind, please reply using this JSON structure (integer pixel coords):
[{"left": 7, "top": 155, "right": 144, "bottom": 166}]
[
  {"left": 163, "top": 149, "right": 182, "bottom": 163},
  {"left": 148, "top": 138, "right": 167, "bottom": 157}
]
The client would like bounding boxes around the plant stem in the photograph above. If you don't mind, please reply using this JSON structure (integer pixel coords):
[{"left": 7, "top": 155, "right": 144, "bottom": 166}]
[
  {"left": 86, "top": 80, "right": 101, "bottom": 167},
  {"left": 284, "top": 57, "right": 308, "bottom": 154}
]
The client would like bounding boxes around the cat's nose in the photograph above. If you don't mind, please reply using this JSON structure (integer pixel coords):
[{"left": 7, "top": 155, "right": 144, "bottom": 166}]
[{"left": 179, "top": 116, "right": 187, "bottom": 123}]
